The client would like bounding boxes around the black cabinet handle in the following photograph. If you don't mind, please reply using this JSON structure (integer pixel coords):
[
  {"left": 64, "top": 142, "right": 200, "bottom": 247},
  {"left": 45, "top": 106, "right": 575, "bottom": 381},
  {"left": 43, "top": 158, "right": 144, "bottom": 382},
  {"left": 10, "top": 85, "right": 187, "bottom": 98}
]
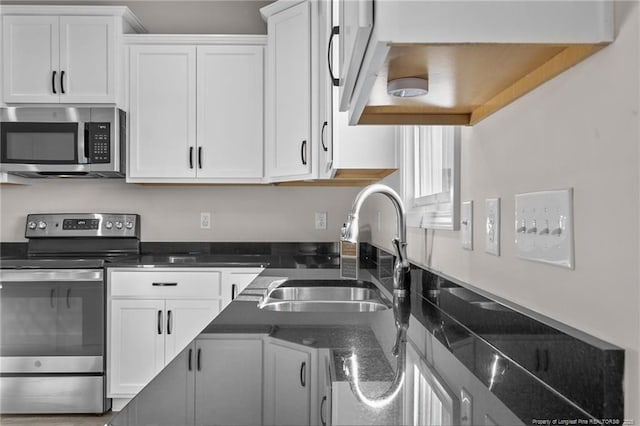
[
  {"left": 60, "top": 70, "right": 65, "bottom": 94},
  {"left": 66, "top": 288, "right": 71, "bottom": 309},
  {"left": 300, "top": 361, "right": 306, "bottom": 387},
  {"left": 189, "top": 147, "right": 194, "bottom": 169},
  {"left": 320, "top": 396, "right": 327, "bottom": 426},
  {"left": 321, "top": 121, "right": 328, "bottom": 152},
  {"left": 50, "top": 288, "right": 56, "bottom": 308},
  {"left": 231, "top": 284, "right": 237, "bottom": 301},
  {"left": 157, "top": 310, "right": 163, "bottom": 335},
  {"left": 167, "top": 310, "right": 172, "bottom": 335},
  {"left": 197, "top": 348, "right": 202, "bottom": 371},
  {"left": 301, "top": 140, "right": 307, "bottom": 166},
  {"left": 327, "top": 26, "right": 340, "bottom": 86},
  {"left": 52, "top": 70, "right": 57, "bottom": 94},
  {"left": 188, "top": 348, "right": 193, "bottom": 371},
  {"left": 152, "top": 282, "right": 178, "bottom": 287},
  {"left": 198, "top": 147, "right": 202, "bottom": 169}
]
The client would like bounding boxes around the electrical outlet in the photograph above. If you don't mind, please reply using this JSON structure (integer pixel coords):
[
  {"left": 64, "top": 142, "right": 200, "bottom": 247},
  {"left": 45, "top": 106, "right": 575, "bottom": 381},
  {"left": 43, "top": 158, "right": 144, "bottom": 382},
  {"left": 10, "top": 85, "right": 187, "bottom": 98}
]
[
  {"left": 200, "top": 212, "right": 211, "bottom": 229},
  {"left": 315, "top": 212, "right": 327, "bottom": 230}
]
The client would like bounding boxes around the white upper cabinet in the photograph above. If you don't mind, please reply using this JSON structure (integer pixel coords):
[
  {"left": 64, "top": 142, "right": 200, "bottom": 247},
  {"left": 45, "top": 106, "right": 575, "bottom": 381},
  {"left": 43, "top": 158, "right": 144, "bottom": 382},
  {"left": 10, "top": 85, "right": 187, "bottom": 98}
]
[
  {"left": 129, "top": 45, "right": 197, "bottom": 179},
  {"left": 336, "top": 0, "right": 614, "bottom": 126},
  {"left": 196, "top": 45, "right": 264, "bottom": 179},
  {"left": 58, "top": 16, "right": 115, "bottom": 103},
  {"left": 2, "top": 15, "right": 60, "bottom": 103},
  {"left": 1, "top": 6, "right": 143, "bottom": 105},
  {"left": 264, "top": 1, "right": 313, "bottom": 181},
  {"left": 126, "top": 36, "right": 266, "bottom": 183}
]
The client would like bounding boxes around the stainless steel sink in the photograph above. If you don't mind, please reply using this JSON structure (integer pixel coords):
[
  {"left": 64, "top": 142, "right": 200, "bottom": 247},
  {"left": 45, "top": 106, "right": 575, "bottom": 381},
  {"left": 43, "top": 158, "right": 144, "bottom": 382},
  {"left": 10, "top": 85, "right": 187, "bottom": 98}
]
[{"left": 258, "top": 279, "right": 391, "bottom": 312}]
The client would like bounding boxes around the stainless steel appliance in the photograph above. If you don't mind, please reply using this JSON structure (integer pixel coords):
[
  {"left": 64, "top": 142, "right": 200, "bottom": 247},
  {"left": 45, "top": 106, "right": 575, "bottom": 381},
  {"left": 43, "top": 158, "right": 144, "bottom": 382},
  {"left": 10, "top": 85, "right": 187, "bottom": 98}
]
[
  {"left": 0, "top": 107, "right": 126, "bottom": 178},
  {"left": 0, "top": 213, "right": 140, "bottom": 414}
]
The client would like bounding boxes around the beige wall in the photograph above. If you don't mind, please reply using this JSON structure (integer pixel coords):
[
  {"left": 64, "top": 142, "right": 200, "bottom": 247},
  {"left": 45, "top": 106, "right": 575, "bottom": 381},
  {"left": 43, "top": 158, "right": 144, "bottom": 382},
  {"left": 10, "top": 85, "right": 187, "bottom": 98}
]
[
  {"left": 0, "top": 181, "right": 359, "bottom": 242},
  {"left": 363, "top": 1, "right": 640, "bottom": 419}
]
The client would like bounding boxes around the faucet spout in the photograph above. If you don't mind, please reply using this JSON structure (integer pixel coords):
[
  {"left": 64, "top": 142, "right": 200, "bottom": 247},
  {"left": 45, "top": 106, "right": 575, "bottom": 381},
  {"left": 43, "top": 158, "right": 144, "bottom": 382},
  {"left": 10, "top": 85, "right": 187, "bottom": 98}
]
[{"left": 341, "top": 184, "right": 410, "bottom": 294}]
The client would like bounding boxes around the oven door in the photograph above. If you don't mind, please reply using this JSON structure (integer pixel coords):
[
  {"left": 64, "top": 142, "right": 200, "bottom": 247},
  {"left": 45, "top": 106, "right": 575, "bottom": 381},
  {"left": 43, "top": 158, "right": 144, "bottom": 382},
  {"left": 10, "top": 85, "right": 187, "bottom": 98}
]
[{"left": 0, "top": 269, "right": 104, "bottom": 374}]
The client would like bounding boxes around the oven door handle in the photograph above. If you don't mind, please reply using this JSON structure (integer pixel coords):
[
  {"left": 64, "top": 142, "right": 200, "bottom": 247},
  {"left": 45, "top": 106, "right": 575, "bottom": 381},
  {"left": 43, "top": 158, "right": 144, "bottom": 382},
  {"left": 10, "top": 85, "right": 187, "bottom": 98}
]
[{"left": 0, "top": 270, "right": 103, "bottom": 282}]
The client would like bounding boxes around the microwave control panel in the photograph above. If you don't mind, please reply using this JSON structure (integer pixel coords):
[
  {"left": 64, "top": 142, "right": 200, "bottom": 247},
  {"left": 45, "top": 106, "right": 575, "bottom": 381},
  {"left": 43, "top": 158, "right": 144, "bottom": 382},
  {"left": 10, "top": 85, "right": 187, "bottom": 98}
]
[{"left": 86, "top": 122, "right": 110, "bottom": 163}]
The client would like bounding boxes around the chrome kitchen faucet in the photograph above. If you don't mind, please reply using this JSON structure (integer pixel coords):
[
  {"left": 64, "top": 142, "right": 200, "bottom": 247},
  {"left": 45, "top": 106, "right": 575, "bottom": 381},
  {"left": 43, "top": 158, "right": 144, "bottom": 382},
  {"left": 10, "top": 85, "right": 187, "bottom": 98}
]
[{"left": 341, "top": 183, "right": 411, "bottom": 295}]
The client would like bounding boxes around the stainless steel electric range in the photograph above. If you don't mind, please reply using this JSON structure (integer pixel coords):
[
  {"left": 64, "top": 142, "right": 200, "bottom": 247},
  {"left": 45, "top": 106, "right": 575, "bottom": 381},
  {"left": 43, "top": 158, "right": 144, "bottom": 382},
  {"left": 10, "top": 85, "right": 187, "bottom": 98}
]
[{"left": 0, "top": 213, "right": 140, "bottom": 414}]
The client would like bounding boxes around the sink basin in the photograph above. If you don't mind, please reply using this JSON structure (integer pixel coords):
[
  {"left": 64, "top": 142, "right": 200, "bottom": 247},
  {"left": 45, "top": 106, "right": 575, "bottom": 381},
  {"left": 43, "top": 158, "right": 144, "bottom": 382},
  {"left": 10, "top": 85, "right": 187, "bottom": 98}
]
[{"left": 258, "top": 279, "right": 391, "bottom": 312}]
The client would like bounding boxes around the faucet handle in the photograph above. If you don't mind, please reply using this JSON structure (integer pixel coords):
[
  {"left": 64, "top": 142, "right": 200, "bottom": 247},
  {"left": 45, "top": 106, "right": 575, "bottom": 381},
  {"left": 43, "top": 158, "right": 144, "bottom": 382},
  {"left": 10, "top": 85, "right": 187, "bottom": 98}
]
[{"left": 392, "top": 238, "right": 408, "bottom": 267}]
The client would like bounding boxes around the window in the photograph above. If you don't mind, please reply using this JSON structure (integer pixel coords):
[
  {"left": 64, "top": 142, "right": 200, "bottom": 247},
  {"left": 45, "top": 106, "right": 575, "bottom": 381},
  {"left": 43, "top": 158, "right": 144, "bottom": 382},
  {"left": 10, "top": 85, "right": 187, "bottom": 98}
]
[{"left": 399, "top": 125, "right": 461, "bottom": 230}]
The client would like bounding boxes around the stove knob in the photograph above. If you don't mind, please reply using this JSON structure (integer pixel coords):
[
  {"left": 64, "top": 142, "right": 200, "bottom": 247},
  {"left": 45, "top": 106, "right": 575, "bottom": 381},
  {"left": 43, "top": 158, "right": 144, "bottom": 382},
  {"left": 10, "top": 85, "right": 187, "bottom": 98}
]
[
  {"left": 38, "top": 221, "right": 47, "bottom": 230},
  {"left": 125, "top": 221, "right": 134, "bottom": 229},
  {"left": 28, "top": 221, "right": 37, "bottom": 230},
  {"left": 105, "top": 221, "right": 113, "bottom": 230},
  {"left": 115, "top": 221, "right": 123, "bottom": 229}
]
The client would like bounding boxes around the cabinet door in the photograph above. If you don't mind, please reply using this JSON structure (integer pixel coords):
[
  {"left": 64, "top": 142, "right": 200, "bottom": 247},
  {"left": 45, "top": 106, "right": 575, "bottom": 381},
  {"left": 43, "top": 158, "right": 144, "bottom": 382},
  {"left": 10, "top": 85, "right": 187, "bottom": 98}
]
[
  {"left": 266, "top": 1, "right": 312, "bottom": 180},
  {"left": 109, "top": 299, "right": 165, "bottom": 396},
  {"left": 59, "top": 16, "right": 115, "bottom": 103},
  {"left": 264, "top": 340, "right": 313, "bottom": 426},
  {"left": 2, "top": 15, "right": 60, "bottom": 103},
  {"left": 132, "top": 343, "right": 195, "bottom": 426},
  {"left": 196, "top": 45, "right": 264, "bottom": 179},
  {"left": 221, "top": 268, "right": 263, "bottom": 304},
  {"left": 164, "top": 299, "right": 221, "bottom": 363},
  {"left": 195, "top": 337, "right": 263, "bottom": 426},
  {"left": 129, "top": 45, "right": 197, "bottom": 179}
]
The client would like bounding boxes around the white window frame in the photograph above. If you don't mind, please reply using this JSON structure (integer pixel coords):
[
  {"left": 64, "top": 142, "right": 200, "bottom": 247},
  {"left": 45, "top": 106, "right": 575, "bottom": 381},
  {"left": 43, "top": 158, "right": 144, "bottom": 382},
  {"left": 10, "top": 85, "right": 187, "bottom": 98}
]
[{"left": 399, "top": 125, "right": 461, "bottom": 230}]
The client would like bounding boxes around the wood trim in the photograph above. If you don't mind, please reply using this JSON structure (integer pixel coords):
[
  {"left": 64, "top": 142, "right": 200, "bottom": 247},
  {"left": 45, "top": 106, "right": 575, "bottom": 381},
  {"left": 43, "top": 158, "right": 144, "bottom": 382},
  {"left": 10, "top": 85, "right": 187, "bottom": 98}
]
[
  {"left": 358, "top": 111, "right": 471, "bottom": 126},
  {"left": 273, "top": 180, "right": 375, "bottom": 187},
  {"left": 469, "top": 44, "right": 606, "bottom": 125},
  {"left": 333, "top": 169, "right": 396, "bottom": 180}
]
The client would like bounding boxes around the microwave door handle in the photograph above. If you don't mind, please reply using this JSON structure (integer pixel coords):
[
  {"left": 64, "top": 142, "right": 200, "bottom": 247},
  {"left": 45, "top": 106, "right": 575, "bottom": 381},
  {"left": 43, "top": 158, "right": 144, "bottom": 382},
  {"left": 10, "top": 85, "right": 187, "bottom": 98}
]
[{"left": 84, "top": 124, "right": 91, "bottom": 161}]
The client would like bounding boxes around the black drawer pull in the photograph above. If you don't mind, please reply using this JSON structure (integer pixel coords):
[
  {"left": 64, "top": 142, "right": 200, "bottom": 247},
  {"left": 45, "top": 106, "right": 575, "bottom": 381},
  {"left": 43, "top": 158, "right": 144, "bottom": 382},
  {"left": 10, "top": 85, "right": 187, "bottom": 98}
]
[
  {"left": 157, "top": 310, "right": 163, "bottom": 335},
  {"left": 167, "top": 310, "right": 172, "bottom": 334},
  {"left": 198, "top": 146, "right": 203, "bottom": 169},
  {"left": 60, "top": 70, "right": 65, "bottom": 94},
  {"left": 152, "top": 282, "right": 178, "bottom": 286},
  {"left": 197, "top": 348, "right": 202, "bottom": 371},
  {"left": 188, "top": 348, "right": 193, "bottom": 371},
  {"left": 189, "top": 147, "right": 194, "bottom": 169},
  {"left": 231, "top": 284, "right": 237, "bottom": 301}
]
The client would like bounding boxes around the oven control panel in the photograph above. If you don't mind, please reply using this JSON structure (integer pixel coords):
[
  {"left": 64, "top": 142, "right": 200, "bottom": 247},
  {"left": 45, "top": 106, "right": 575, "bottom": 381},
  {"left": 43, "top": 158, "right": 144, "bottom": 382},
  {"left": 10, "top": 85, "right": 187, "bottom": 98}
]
[{"left": 25, "top": 213, "right": 140, "bottom": 238}]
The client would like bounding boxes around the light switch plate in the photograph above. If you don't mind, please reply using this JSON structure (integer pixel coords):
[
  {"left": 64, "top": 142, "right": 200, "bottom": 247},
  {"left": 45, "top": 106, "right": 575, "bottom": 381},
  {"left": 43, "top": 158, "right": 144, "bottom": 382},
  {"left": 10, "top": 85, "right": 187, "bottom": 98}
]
[
  {"left": 485, "top": 198, "right": 500, "bottom": 256},
  {"left": 515, "top": 188, "right": 574, "bottom": 269},
  {"left": 461, "top": 201, "right": 473, "bottom": 250}
]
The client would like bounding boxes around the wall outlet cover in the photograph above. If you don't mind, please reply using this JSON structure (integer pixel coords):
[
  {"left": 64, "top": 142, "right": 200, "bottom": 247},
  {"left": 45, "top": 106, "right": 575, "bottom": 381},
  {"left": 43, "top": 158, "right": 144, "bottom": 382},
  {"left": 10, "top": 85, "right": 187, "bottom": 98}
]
[
  {"left": 461, "top": 201, "right": 473, "bottom": 250},
  {"left": 200, "top": 212, "right": 211, "bottom": 229},
  {"left": 485, "top": 198, "right": 500, "bottom": 256}
]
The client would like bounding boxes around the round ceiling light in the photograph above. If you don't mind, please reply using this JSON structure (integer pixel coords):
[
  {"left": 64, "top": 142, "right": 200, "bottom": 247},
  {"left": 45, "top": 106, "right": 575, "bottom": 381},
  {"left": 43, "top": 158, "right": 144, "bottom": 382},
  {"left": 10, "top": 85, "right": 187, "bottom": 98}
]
[{"left": 387, "top": 77, "right": 428, "bottom": 98}]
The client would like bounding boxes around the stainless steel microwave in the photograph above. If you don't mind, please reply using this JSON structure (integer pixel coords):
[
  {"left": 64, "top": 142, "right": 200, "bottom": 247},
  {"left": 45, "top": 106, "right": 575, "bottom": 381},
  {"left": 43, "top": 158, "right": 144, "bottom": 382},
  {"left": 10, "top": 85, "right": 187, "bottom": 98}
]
[{"left": 0, "top": 107, "right": 125, "bottom": 178}]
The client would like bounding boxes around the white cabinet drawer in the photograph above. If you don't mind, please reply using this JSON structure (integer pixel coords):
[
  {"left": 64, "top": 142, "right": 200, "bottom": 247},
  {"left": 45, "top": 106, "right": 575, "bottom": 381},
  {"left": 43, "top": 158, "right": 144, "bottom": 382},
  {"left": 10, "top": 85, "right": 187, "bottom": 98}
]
[{"left": 110, "top": 270, "right": 221, "bottom": 298}]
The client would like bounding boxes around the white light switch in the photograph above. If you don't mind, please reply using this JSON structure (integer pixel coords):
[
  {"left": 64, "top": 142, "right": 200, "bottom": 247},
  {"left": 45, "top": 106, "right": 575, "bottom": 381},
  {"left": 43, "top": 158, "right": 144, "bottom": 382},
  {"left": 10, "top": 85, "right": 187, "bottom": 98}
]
[
  {"left": 461, "top": 201, "right": 473, "bottom": 250},
  {"left": 485, "top": 198, "right": 500, "bottom": 256},
  {"left": 515, "top": 188, "right": 574, "bottom": 269}
]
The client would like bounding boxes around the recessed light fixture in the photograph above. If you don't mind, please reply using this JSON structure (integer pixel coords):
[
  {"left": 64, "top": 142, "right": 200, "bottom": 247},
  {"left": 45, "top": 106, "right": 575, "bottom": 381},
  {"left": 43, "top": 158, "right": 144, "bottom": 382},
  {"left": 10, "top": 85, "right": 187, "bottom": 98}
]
[{"left": 387, "top": 77, "right": 428, "bottom": 98}]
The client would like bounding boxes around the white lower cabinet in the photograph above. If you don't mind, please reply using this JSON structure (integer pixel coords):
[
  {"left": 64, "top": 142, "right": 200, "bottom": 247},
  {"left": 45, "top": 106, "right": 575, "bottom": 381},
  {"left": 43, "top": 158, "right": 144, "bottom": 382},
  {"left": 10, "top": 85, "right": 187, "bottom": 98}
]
[
  {"left": 264, "top": 338, "right": 318, "bottom": 426},
  {"left": 107, "top": 267, "right": 262, "bottom": 409},
  {"left": 195, "top": 335, "right": 264, "bottom": 426}
]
